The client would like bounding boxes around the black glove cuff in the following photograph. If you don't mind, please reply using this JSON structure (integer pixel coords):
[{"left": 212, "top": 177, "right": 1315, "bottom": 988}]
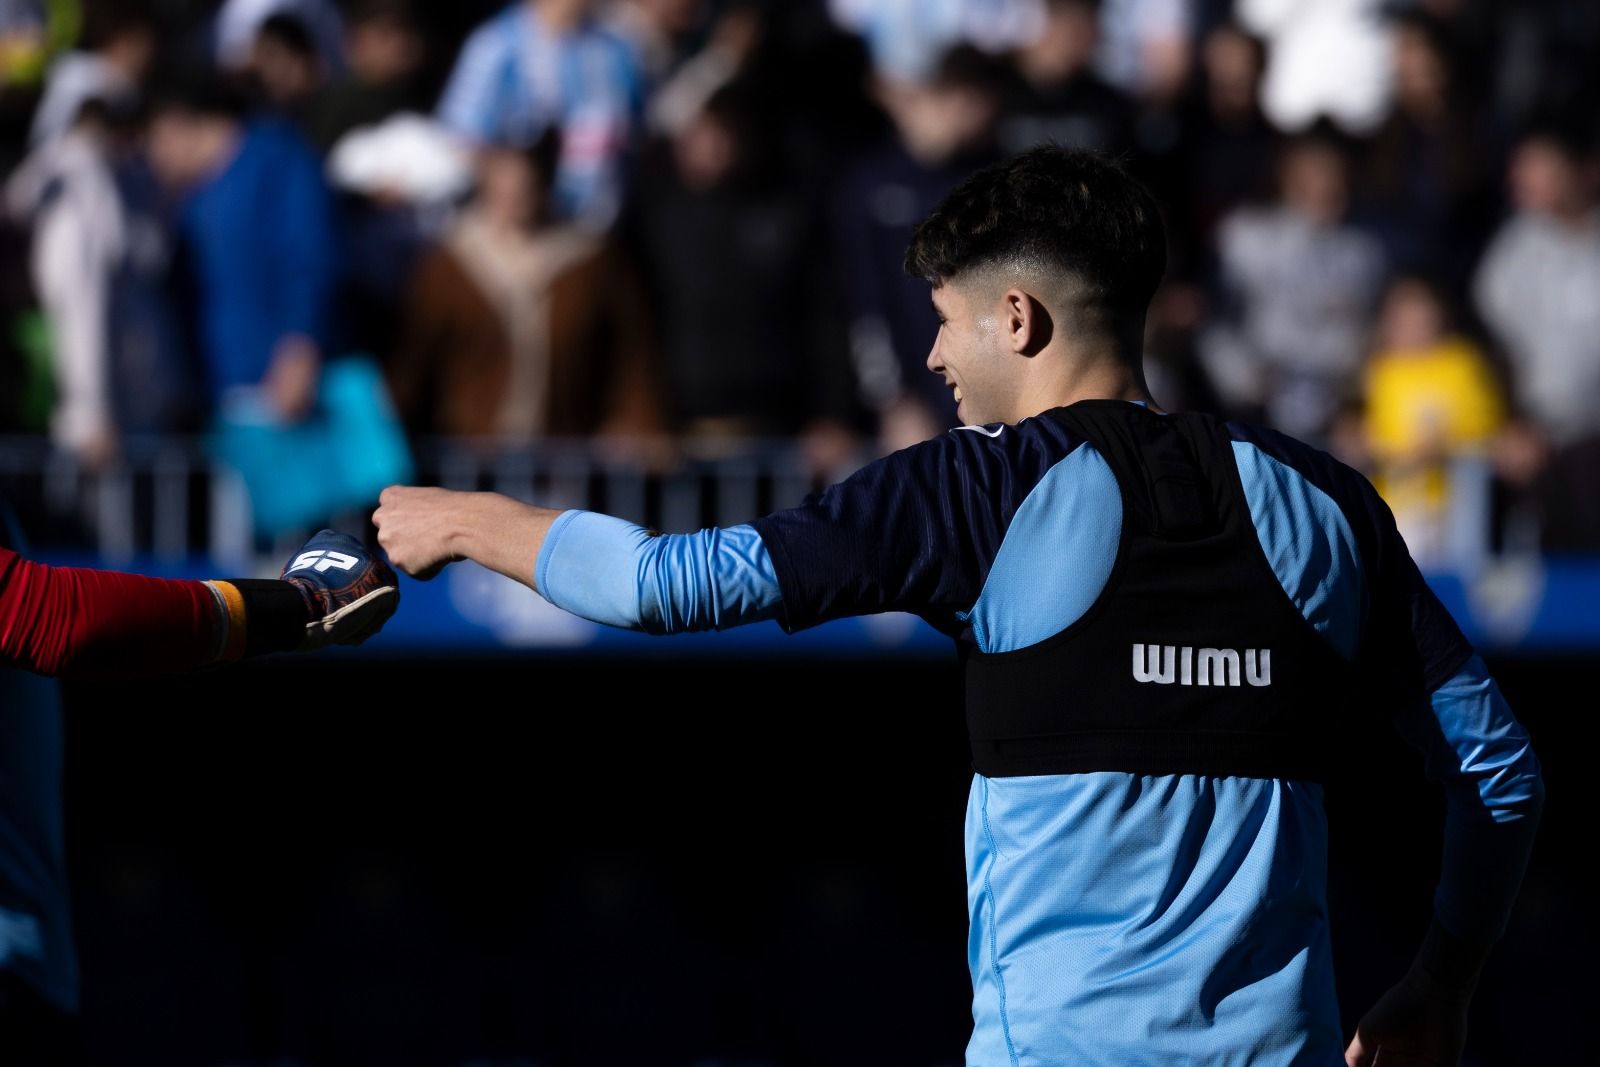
[{"left": 226, "top": 579, "right": 312, "bottom": 657}]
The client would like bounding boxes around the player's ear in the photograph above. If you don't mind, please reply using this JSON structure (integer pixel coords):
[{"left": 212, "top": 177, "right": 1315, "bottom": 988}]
[{"left": 1005, "top": 288, "right": 1053, "bottom": 356}]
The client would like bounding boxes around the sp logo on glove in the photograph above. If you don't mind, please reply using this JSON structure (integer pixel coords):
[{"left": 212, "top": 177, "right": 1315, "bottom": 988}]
[
  {"left": 286, "top": 549, "right": 361, "bottom": 575},
  {"left": 280, "top": 530, "right": 399, "bottom": 649}
]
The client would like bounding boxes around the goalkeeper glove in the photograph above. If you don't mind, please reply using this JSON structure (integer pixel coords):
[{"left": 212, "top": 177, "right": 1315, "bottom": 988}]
[
  {"left": 205, "top": 531, "right": 399, "bottom": 660},
  {"left": 279, "top": 529, "right": 400, "bottom": 650}
]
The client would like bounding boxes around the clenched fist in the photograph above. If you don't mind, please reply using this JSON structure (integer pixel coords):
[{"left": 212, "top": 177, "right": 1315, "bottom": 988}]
[
  {"left": 373, "top": 486, "right": 557, "bottom": 589},
  {"left": 372, "top": 485, "right": 469, "bottom": 580}
]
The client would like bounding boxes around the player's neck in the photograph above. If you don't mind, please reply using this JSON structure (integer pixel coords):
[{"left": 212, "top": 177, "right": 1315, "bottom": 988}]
[{"left": 1017, "top": 349, "right": 1159, "bottom": 420}]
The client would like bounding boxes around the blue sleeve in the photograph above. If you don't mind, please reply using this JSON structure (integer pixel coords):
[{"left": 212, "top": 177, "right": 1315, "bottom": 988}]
[
  {"left": 749, "top": 423, "right": 1075, "bottom": 634},
  {"left": 535, "top": 511, "right": 781, "bottom": 634},
  {"left": 1393, "top": 654, "right": 1544, "bottom": 945},
  {"left": 268, "top": 130, "right": 339, "bottom": 345},
  {"left": 1228, "top": 422, "right": 1542, "bottom": 943},
  {"left": 438, "top": 21, "right": 511, "bottom": 139},
  {"left": 1347, "top": 458, "right": 1542, "bottom": 946}
]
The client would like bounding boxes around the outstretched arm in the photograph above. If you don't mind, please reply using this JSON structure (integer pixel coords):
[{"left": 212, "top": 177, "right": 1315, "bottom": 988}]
[
  {"left": 373, "top": 487, "right": 558, "bottom": 589},
  {"left": 0, "top": 531, "right": 398, "bottom": 678},
  {"left": 0, "top": 546, "right": 236, "bottom": 675},
  {"left": 371, "top": 487, "right": 781, "bottom": 634},
  {"left": 374, "top": 428, "right": 1023, "bottom": 636}
]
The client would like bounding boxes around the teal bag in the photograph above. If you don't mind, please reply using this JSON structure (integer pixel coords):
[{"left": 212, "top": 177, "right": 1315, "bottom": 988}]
[{"left": 211, "top": 356, "right": 414, "bottom": 540}]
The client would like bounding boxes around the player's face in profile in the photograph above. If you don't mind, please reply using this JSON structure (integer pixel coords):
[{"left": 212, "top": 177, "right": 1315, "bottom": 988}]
[{"left": 927, "top": 281, "right": 1011, "bottom": 425}]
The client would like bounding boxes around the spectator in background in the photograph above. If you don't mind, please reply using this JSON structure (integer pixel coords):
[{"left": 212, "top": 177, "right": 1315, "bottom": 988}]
[
  {"left": 28, "top": 6, "right": 154, "bottom": 147},
  {"left": 1166, "top": 23, "right": 1274, "bottom": 263},
  {"left": 438, "top": 0, "right": 643, "bottom": 228},
  {"left": 1361, "top": 276, "right": 1503, "bottom": 568},
  {"left": 631, "top": 80, "right": 857, "bottom": 471},
  {"left": 605, "top": 0, "right": 706, "bottom": 88},
  {"left": 647, "top": 0, "right": 763, "bottom": 137},
  {"left": 145, "top": 78, "right": 336, "bottom": 421},
  {"left": 148, "top": 77, "right": 409, "bottom": 540},
  {"left": 996, "top": 0, "right": 1135, "bottom": 159},
  {"left": 652, "top": 3, "right": 884, "bottom": 180},
  {"left": 1139, "top": 22, "right": 1271, "bottom": 411},
  {"left": 1361, "top": 10, "right": 1500, "bottom": 296},
  {"left": 1096, "top": 0, "right": 1192, "bottom": 106},
  {"left": 7, "top": 101, "right": 127, "bottom": 467},
  {"left": 827, "top": 0, "right": 1042, "bottom": 86},
  {"left": 732, "top": 3, "right": 889, "bottom": 183},
  {"left": 8, "top": 62, "right": 197, "bottom": 466},
  {"left": 1199, "top": 128, "right": 1386, "bottom": 445},
  {"left": 836, "top": 45, "right": 1005, "bottom": 452},
  {"left": 214, "top": 0, "right": 344, "bottom": 75},
  {"left": 306, "top": 0, "right": 428, "bottom": 153},
  {"left": 314, "top": 1, "right": 443, "bottom": 369},
  {"left": 388, "top": 136, "right": 660, "bottom": 442},
  {"left": 1474, "top": 2, "right": 1600, "bottom": 136},
  {"left": 243, "top": 13, "right": 326, "bottom": 123},
  {"left": 1474, "top": 126, "right": 1600, "bottom": 551}
]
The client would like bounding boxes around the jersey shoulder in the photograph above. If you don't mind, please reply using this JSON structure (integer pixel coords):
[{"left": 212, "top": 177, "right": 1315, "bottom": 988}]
[
  {"left": 937, "top": 413, "right": 1092, "bottom": 485},
  {"left": 1223, "top": 419, "right": 1391, "bottom": 537}
]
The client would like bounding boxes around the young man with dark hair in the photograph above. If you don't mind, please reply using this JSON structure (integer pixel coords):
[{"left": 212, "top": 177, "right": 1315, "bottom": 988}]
[{"left": 374, "top": 146, "right": 1542, "bottom": 1066}]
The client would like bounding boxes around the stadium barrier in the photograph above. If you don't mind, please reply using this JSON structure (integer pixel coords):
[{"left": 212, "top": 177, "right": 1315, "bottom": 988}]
[{"left": 0, "top": 436, "right": 1592, "bottom": 655}]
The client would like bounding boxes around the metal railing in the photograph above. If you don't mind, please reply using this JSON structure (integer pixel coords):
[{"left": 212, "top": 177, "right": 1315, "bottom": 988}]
[
  {"left": 0, "top": 435, "right": 844, "bottom": 566},
  {"left": 0, "top": 432, "right": 1520, "bottom": 576},
  {"left": 4, "top": 433, "right": 1588, "bottom": 654}
]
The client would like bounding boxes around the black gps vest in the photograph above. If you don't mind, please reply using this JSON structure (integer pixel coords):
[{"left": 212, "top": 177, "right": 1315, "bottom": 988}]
[{"left": 962, "top": 401, "right": 1359, "bottom": 782}]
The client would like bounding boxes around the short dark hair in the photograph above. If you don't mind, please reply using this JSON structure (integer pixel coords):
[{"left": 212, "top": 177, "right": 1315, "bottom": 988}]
[
  {"left": 904, "top": 145, "right": 1167, "bottom": 318},
  {"left": 1516, "top": 117, "right": 1593, "bottom": 164},
  {"left": 931, "top": 43, "right": 1009, "bottom": 97},
  {"left": 347, "top": 0, "right": 418, "bottom": 29},
  {"left": 146, "top": 71, "right": 250, "bottom": 122},
  {"left": 82, "top": 3, "right": 156, "bottom": 51},
  {"left": 258, "top": 13, "right": 319, "bottom": 59}
]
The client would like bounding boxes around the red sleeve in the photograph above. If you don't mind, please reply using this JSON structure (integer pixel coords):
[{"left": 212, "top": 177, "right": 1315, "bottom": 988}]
[{"left": 0, "top": 545, "right": 222, "bottom": 677}]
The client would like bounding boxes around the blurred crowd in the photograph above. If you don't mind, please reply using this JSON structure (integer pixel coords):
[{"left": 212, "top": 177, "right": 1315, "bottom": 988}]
[{"left": 0, "top": 0, "right": 1597, "bottom": 559}]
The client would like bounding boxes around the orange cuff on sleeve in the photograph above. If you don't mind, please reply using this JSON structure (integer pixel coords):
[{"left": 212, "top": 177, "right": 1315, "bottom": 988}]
[{"left": 208, "top": 580, "right": 249, "bottom": 662}]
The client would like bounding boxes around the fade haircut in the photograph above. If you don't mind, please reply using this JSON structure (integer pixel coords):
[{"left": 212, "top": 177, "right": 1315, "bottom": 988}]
[{"left": 904, "top": 145, "right": 1167, "bottom": 323}]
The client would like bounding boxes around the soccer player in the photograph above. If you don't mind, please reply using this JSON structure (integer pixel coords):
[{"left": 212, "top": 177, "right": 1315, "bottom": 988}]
[
  {"left": 0, "top": 525, "right": 396, "bottom": 1062},
  {"left": 373, "top": 147, "right": 1542, "bottom": 1067}
]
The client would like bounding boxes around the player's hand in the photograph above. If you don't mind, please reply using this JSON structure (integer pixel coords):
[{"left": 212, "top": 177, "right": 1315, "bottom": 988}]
[
  {"left": 1344, "top": 966, "right": 1471, "bottom": 1067},
  {"left": 280, "top": 529, "right": 399, "bottom": 649},
  {"left": 372, "top": 485, "right": 466, "bottom": 581}
]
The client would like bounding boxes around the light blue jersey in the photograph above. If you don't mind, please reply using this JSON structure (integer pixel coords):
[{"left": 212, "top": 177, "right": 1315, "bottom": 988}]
[
  {"left": 436, "top": 3, "right": 643, "bottom": 226},
  {"left": 536, "top": 405, "right": 1543, "bottom": 1064}
]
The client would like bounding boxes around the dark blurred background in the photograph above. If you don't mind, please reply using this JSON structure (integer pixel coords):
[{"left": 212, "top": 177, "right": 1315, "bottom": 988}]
[{"left": 0, "top": 0, "right": 1593, "bottom": 1062}]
